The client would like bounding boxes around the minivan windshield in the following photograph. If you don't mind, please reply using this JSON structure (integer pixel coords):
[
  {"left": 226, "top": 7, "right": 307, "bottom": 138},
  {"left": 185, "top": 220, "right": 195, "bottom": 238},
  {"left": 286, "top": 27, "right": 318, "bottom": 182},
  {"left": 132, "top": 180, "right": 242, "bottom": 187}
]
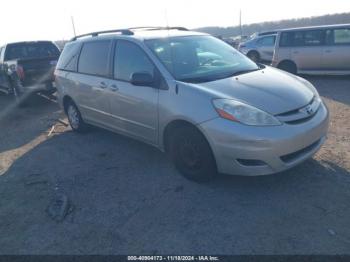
[{"left": 146, "top": 35, "right": 260, "bottom": 83}]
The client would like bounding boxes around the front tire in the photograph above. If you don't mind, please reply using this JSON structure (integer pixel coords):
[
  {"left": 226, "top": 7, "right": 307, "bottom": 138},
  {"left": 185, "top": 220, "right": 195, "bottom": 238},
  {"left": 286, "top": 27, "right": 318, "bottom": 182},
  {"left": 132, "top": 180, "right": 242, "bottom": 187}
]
[
  {"left": 278, "top": 61, "right": 297, "bottom": 75},
  {"left": 169, "top": 125, "right": 217, "bottom": 182},
  {"left": 247, "top": 51, "right": 260, "bottom": 63},
  {"left": 66, "top": 101, "right": 87, "bottom": 133}
]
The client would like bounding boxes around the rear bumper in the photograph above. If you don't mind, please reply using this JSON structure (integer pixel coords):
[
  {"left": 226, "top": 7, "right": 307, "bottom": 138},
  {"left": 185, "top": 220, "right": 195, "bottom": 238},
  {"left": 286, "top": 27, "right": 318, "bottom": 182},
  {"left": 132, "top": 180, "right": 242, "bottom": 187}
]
[
  {"left": 198, "top": 102, "right": 329, "bottom": 176},
  {"left": 18, "top": 81, "right": 56, "bottom": 94}
]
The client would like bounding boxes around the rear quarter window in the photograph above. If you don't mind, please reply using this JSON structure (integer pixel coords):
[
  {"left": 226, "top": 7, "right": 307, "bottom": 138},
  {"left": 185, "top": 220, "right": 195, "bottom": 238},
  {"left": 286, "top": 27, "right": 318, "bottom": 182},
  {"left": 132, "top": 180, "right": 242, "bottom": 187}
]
[{"left": 56, "top": 43, "right": 81, "bottom": 72}]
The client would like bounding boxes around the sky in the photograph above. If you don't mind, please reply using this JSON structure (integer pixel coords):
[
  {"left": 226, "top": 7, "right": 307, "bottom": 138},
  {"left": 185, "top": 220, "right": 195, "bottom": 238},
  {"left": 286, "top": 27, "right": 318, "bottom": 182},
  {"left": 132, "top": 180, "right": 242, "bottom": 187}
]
[{"left": 0, "top": 0, "right": 349, "bottom": 44}]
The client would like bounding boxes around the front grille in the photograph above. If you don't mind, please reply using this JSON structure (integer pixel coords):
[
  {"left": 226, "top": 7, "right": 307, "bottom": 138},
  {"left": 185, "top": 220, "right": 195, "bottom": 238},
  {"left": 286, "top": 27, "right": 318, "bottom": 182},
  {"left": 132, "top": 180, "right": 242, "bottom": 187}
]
[
  {"left": 280, "top": 139, "right": 321, "bottom": 164},
  {"left": 276, "top": 97, "right": 321, "bottom": 125},
  {"left": 283, "top": 115, "right": 315, "bottom": 125}
]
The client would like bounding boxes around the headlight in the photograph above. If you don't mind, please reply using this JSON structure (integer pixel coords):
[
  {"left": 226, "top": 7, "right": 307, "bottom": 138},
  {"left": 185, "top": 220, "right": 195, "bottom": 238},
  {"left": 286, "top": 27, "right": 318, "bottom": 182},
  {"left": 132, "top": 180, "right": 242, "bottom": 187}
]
[{"left": 212, "top": 99, "right": 281, "bottom": 126}]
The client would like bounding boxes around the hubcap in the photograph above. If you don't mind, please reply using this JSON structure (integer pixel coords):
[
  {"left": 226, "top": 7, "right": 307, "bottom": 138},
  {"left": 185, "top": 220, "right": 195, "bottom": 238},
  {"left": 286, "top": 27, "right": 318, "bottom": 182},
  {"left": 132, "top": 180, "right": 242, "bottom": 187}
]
[
  {"left": 179, "top": 139, "right": 201, "bottom": 171},
  {"left": 67, "top": 105, "right": 79, "bottom": 130}
]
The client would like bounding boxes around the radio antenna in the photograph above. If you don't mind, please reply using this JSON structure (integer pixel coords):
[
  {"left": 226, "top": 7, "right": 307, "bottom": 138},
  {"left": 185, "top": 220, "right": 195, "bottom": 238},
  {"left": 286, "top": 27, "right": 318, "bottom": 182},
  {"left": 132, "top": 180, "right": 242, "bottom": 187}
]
[
  {"left": 164, "top": 8, "right": 169, "bottom": 29},
  {"left": 239, "top": 9, "right": 243, "bottom": 36},
  {"left": 71, "top": 16, "right": 77, "bottom": 37}
]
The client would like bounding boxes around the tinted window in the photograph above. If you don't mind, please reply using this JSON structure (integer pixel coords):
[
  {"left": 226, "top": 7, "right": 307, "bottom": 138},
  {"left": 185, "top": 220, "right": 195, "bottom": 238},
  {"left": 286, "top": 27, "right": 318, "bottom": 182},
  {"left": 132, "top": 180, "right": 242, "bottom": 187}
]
[
  {"left": 78, "top": 41, "right": 111, "bottom": 77},
  {"left": 56, "top": 43, "right": 81, "bottom": 71},
  {"left": 280, "top": 30, "right": 323, "bottom": 47},
  {"left": 280, "top": 32, "right": 294, "bottom": 47},
  {"left": 114, "top": 41, "right": 154, "bottom": 81},
  {"left": 4, "top": 42, "right": 60, "bottom": 60},
  {"left": 258, "top": 36, "right": 276, "bottom": 46},
  {"left": 303, "top": 30, "right": 323, "bottom": 46}
]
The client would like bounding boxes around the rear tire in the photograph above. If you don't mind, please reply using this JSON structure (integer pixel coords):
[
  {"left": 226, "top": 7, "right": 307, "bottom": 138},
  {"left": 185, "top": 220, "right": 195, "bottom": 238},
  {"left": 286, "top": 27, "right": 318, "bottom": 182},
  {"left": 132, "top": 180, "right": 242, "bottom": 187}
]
[
  {"left": 168, "top": 125, "right": 217, "bottom": 182},
  {"left": 278, "top": 61, "right": 297, "bottom": 75},
  {"left": 65, "top": 100, "right": 88, "bottom": 133}
]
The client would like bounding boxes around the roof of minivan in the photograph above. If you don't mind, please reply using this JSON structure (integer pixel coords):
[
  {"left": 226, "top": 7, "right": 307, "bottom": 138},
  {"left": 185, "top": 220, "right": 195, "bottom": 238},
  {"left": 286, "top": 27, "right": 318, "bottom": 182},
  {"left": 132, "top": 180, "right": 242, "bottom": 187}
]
[
  {"left": 278, "top": 23, "right": 350, "bottom": 32},
  {"left": 71, "top": 29, "right": 208, "bottom": 42},
  {"left": 133, "top": 29, "right": 207, "bottom": 39}
]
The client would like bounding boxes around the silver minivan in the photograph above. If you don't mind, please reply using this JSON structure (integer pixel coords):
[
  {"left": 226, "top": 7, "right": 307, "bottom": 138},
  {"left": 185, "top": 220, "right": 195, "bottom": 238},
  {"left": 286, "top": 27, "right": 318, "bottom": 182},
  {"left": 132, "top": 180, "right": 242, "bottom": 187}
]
[
  {"left": 55, "top": 27, "right": 329, "bottom": 182},
  {"left": 272, "top": 24, "right": 350, "bottom": 75}
]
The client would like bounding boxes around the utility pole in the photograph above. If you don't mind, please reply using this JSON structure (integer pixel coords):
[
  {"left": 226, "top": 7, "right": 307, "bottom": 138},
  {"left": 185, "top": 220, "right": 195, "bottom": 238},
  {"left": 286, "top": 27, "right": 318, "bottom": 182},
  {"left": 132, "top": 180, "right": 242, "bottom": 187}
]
[
  {"left": 71, "top": 16, "right": 76, "bottom": 37},
  {"left": 239, "top": 9, "right": 243, "bottom": 36}
]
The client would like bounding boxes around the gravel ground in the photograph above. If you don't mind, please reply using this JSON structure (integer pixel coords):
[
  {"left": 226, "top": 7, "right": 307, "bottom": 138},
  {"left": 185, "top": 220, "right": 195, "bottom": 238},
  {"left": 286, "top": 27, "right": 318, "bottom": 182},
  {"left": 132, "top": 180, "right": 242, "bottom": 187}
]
[{"left": 0, "top": 76, "right": 349, "bottom": 255}]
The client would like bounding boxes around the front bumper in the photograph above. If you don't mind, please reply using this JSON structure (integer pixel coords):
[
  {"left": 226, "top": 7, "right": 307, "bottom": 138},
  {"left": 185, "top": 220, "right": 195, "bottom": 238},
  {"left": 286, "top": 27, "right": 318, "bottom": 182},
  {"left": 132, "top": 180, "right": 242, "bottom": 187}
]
[{"left": 198, "top": 102, "right": 329, "bottom": 176}]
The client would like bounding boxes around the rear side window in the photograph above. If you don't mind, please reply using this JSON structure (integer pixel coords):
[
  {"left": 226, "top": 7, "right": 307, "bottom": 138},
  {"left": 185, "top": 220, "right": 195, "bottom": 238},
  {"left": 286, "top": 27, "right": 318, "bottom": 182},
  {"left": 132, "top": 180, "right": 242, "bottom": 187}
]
[
  {"left": 280, "top": 30, "right": 324, "bottom": 47},
  {"left": 4, "top": 42, "right": 60, "bottom": 61},
  {"left": 78, "top": 41, "right": 111, "bottom": 77},
  {"left": 303, "top": 30, "right": 323, "bottom": 46},
  {"left": 56, "top": 43, "right": 81, "bottom": 71},
  {"left": 114, "top": 41, "right": 154, "bottom": 82},
  {"left": 257, "top": 36, "right": 276, "bottom": 46}
]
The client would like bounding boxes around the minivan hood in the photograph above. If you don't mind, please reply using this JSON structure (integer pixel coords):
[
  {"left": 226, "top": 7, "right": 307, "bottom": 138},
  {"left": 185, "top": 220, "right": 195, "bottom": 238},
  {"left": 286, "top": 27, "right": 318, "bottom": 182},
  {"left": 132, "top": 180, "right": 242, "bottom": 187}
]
[{"left": 192, "top": 67, "right": 315, "bottom": 115}]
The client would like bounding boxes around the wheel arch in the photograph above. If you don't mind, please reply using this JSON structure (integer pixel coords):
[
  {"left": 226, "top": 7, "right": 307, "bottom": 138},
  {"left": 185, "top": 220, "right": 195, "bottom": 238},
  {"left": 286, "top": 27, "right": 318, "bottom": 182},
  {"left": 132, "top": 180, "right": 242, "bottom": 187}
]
[
  {"left": 247, "top": 50, "right": 260, "bottom": 59},
  {"left": 162, "top": 119, "right": 217, "bottom": 168},
  {"left": 62, "top": 95, "right": 75, "bottom": 114},
  {"left": 277, "top": 59, "right": 297, "bottom": 71}
]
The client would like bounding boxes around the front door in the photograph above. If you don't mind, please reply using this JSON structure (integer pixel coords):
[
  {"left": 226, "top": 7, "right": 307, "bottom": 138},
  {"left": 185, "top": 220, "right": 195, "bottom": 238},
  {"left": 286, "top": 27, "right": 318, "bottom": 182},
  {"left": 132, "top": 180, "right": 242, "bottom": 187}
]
[{"left": 108, "top": 40, "right": 159, "bottom": 145}]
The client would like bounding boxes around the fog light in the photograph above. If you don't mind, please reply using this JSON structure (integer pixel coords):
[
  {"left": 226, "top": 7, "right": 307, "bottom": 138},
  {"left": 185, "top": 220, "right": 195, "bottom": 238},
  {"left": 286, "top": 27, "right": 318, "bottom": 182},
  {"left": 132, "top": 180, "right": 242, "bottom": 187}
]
[{"left": 236, "top": 159, "right": 267, "bottom": 167}]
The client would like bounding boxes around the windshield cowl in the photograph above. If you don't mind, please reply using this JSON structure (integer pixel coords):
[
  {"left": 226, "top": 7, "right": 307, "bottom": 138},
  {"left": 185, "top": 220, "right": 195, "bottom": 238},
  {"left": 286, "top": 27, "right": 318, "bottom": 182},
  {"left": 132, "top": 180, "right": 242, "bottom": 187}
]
[{"left": 179, "top": 67, "right": 263, "bottom": 84}]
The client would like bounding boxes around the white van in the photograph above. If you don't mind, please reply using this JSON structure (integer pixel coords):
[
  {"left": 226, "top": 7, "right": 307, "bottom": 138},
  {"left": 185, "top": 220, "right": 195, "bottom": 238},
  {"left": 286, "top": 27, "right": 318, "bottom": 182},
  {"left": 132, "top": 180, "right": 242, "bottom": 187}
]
[{"left": 272, "top": 24, "right": 350, "bottom": 75}]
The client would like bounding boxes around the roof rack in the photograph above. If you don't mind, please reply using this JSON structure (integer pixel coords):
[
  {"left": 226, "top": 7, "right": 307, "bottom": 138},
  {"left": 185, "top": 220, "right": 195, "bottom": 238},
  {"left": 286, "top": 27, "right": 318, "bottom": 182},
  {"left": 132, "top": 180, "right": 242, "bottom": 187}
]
[
  {"left": 70, "top": 29, "right": 134, "bottom": 41},
  {"left": 70, "top": 27, "right": 189, "bottom": 41},
  {"left": 129, "top": 26, "right": 189, "bottom": 31}
]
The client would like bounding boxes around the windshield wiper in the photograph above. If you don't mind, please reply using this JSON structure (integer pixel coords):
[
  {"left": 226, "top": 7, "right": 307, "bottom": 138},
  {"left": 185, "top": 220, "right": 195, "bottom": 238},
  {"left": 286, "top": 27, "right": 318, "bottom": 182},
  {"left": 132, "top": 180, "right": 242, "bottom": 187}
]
[
  {"left": 226, "top": 68, "right": 261, "bottom": 77},
  {"left": 179, "top": 68, "right": 262, "bottom": 84}
]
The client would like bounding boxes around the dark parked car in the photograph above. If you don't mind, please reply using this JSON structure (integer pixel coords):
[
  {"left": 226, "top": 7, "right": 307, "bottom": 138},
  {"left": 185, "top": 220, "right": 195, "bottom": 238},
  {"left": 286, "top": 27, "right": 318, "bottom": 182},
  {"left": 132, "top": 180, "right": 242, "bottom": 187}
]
[{"left": 0, "top": 41, "right": 60, "bottom": 99}]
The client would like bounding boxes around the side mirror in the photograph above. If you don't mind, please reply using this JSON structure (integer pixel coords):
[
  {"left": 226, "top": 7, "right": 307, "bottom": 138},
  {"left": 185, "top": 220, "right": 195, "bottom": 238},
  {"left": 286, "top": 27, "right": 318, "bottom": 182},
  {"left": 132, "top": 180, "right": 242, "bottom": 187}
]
[{"left": 131, "top": 72, "right": 154, "bottom": 87}]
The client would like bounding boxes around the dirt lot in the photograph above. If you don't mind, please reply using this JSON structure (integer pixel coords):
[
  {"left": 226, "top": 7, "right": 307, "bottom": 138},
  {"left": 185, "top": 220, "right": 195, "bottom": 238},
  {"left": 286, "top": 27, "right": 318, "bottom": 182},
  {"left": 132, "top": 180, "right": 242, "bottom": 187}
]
[{"left": 0, "top": 76, "right": 349, "bottom": 255}]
